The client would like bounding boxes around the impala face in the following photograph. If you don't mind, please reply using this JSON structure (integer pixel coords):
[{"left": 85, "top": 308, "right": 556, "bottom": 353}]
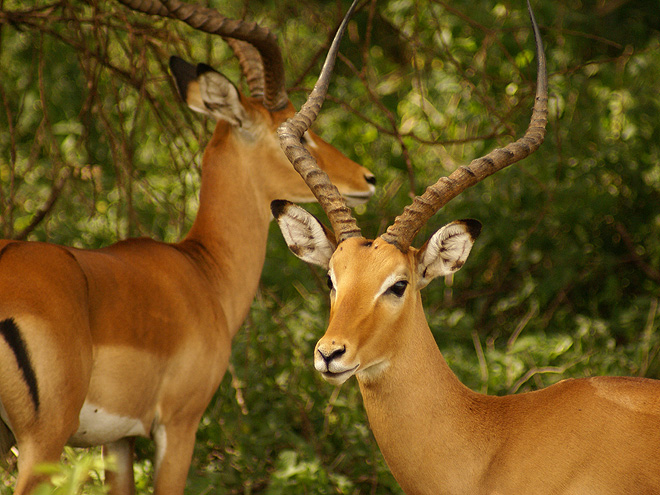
[
  {"left": 170, "top": 58, "right": 376, "bottom": 207},
  {"left": 253, "top": 102, "right": 376, "bottom": 206},
  {"left": 271, "top": 201, "right": 481, "bottom": 386},
  {"left": 315, "top": 237, "right": 415, "bottom": 385}
]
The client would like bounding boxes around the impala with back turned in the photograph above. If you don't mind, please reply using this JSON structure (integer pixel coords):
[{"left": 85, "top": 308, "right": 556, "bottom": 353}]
[
  {"left": 273, "top": 1, "right": 660, "bottom": 494},
  {"left": 0, "top": 1, "right": 374, "bottom": 493}
]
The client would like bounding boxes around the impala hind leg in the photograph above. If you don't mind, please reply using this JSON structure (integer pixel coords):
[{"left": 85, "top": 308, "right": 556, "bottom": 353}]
[
  {"left": 0, "top": 243, "right": 94, "bottom": 493},
  {"left": 152, "top": 422, "right": 199, "bottom": 495},
  {"left": 13, "top": 439, "right": 67, "bottom": 494},
  {"left": 1, "top": 332, "right": 91, "bottom": 494},
  {"left": 0, "top": 329, "right": 89, "bottom": 494},
  {"left": 7, "top": 374, "right": 90, "bottom": 495},
  {"left": 11, "top": 408, "right": 86, "bottom": 495},
  {"left": 104, "top": 438, "right": 136, "bottom": 495}
]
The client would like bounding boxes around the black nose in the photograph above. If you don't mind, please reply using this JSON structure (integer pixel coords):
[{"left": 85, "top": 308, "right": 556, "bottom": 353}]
[
  {"left": 318, "top": 345, "right": 346, "bottom": 365},
  {"left": 365, "top": 174, "right": 376, "bottom": 185}
]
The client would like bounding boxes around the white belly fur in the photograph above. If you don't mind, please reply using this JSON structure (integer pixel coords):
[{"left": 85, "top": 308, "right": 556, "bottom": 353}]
[{"left": 69, "top": 402, "right": 147, "bottom": 447}]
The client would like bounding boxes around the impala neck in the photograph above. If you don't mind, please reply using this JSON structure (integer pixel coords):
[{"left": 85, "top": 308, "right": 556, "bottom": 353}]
[
  {"left": 356, "top": 294, "right": 497, "bottom": 495},
  {"left": 181, "top": 123, "right": 272, "bottom": 338}
]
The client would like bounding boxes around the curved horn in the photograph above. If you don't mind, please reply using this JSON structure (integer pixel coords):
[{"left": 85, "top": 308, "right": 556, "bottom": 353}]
[
  {"left": 278, "top": 0, "right": 362, "bottom": 243},
  {"left": 116, "top": 0, "right": 288, "bottom": 110},
  {"left": 224, "top": 38, "right": 265, "bottom": 100},
  {"left": 381, "top": 0, "right": 548, "bottom": 252}
]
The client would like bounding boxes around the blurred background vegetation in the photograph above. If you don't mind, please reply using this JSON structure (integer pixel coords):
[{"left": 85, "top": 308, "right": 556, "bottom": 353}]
[{"left": 1, "top": 0, "right": 659, "bottom": 493}]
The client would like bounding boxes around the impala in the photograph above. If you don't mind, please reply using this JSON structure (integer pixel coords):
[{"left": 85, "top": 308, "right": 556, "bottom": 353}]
[
  {"left": 272, "top": 1, "right": 660, "bottom": 494},
  {"left": 0, "top": 1, "right": 375, "bottom": 493}
]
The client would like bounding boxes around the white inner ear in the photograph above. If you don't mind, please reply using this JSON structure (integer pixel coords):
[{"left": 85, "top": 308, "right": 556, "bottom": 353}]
[
  {"left": 417, "top": 221, "right": 477, "bottom": 288},
  {"left": 183, "top": 80, "right": 207, "bottom": 115},
  {"left": 198, "top": 72, "right": 248, "bottom": 126},
  {"left": 275, "top": 204, "right": 336, "bottom": 269}
]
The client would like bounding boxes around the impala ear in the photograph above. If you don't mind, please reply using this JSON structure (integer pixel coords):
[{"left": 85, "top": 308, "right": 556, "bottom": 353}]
[
  {"left": 271, "top": 200, "right": 337, "bottom": 270},
  {"left": 416, "top": 219, "right": 482, "bottom": 289},
  {"left": 170, "top": 56, "right": 248, "bottom": 126}
]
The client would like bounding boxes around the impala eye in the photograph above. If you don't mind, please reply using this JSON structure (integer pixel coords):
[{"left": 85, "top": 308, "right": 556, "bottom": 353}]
[
  {"left": 386, "top": 280, "right": 408, "bottom": 298},
  {"left": 327, "top": 275, "right": 334, "bottom": 291}
]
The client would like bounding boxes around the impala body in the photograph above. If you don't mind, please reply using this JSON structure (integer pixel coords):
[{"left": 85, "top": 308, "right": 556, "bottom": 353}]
[
  {"left": 271, "top": 1, "right": 660, "bottom": 493},
  {"left": 0, "top": 1, "right": 374, "bottom": 493},
  {"left": 274, "top": 225, "right": 660, "bottom": 494}
]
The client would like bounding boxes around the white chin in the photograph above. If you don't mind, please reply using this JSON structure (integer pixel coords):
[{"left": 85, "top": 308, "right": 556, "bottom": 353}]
[
  {"left": 354, "top": 360, "right": 389, "bottom": 383},
  {"left": 320, "top": 368, "right": 356, "bottom": 385}
]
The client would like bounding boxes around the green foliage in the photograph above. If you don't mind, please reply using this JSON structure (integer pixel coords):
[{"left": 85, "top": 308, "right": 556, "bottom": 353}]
[
  {"left": 1, "top": 0, "right": 659, "bottom": 493},
  {"left": 32, "top": 450, "right": 107, "bottom": 495}
]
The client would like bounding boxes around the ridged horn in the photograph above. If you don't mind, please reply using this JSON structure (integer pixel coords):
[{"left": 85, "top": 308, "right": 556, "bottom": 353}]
[
  {"left": 224, "top": 38, "right": 265, "bottom": 100},
  {"left": 277, "top": 0, "right": 362, "bottom": 243},
  {"left": 116, "top": 0, "right": 287, "bottom": 110},
  {"left": 380, "top": 0, "right": 548, "bottom": 252}
]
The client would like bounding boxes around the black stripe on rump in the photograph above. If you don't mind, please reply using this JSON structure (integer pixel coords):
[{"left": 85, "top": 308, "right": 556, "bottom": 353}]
[{"left": 0, "top": 318, "right": 40, "bottom": 412}]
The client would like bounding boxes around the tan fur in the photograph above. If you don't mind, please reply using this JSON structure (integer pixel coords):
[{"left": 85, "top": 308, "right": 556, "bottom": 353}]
[
  {"left": 0, "top": 86, "right": 373, "bottom": 493},
  {"left": 318, "top": 237, "right": 660, "bottom": 495}
]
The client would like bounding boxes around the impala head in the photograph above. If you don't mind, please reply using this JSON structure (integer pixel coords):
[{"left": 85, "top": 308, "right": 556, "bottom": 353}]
[
  {"left": 271, "top": 0, "right": 547, "bottom": 385},
  {"left": 272, "top": 200, "right": 482, "bottom": 384},
  {"left": 118, "top": 0, "right": 375, "bottom": 206}
]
